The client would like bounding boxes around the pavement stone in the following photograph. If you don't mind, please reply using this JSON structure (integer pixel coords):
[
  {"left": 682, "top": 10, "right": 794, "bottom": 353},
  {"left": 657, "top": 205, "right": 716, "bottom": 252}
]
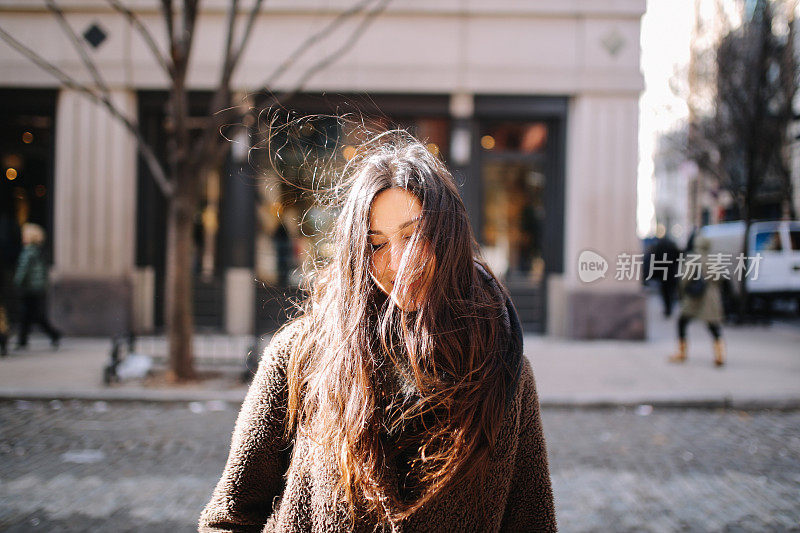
[{"left": 1, "top": 401, "right": 798, "bottom": 532}]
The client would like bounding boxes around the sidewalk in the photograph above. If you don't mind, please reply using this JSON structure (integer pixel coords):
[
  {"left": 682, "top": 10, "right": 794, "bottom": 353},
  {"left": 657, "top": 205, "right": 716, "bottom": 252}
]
[
  {"left": 528, "top": 294, "right": 800, "bottom": 409},
  {"left": 1, "top": 293, "right": 798, "bottom": 407}
]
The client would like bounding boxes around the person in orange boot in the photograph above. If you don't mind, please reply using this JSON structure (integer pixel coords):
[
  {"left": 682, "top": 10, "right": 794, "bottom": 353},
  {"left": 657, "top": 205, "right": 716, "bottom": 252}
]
[{"left": 669, "top": 236, "right": 725, "bottom": 367}]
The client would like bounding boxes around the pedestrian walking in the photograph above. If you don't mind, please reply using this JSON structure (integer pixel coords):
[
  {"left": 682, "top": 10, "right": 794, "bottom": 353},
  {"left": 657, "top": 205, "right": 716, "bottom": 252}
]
[
  {"left": 199, "top": 133, "right": 556, "bottom": 532},
  {"left": 668, "top": 236, "right": 725, "bottom": 367},
  {"left": 649, "top": 234, "right": 681, "bottom": 317},
  {"left": 13, "top": 223, "right": 61, "bottom": 349}
]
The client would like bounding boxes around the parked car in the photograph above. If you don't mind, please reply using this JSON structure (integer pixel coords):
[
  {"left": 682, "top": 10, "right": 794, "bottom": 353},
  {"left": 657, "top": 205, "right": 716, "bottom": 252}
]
[{"left": 698, "top": 220, "right": 800, "bottom": 315}]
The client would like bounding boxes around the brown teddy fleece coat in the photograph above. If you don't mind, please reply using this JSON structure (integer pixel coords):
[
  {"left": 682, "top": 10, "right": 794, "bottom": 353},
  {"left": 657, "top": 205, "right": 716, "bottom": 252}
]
[{"left": 199, "top": 277, "right": 556, "bottom": 532}]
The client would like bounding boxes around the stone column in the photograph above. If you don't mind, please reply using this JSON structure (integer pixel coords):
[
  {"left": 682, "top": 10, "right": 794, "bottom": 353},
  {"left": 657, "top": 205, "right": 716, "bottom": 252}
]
[
  {"left": 51, "top": 88, "right": 137, "bottom": 335},
  {"left": 448, "top": 93, "right": 480, "bottom": 232},
  {"left": 550, "top": 93, "right": 646, "bottom": 339},
  {"left": 221, "top": 127, "right": 256, "bottom": 336}
]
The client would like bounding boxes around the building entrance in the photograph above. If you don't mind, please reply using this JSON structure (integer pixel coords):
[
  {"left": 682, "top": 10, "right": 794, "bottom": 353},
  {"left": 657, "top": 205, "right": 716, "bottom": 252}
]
[{"left": 473, "top": 97, "right": 567, "bottom": 333}]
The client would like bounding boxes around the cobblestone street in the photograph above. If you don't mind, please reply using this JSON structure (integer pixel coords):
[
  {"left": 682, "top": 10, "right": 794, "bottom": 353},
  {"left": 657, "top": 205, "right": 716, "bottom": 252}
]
[{"left": 1, "top": 400, "right": 798, "bottom": 532}]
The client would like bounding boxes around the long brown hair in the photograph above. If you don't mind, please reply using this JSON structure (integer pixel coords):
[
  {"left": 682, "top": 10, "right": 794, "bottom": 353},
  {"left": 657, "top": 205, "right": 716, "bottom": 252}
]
[{"left": 284, "top": 130, "right": 516, "bottom": 523}]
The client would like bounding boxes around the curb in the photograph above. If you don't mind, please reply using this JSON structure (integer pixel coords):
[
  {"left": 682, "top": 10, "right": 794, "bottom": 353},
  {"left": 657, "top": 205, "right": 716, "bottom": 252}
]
[
  {"left": 539, "top": 397, "right": 800, "bottom": 411},
  {"left": 1, "top": 388, "right": 799, "bottom": 410},
  {"left": 0, "top": 388, "right": 247, "bottom": 404}
]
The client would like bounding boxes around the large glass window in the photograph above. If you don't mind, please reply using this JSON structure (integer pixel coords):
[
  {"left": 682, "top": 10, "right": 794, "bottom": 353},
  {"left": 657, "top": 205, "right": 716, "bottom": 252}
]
[
  {"left": 481, "top": 160, "right": 546, "bottom": 283},
  {"left": 479, "top": 121, "right": 548, "bottom": 154},
  {"left": 0, "top": 92, "right": 55, "bottom": 245},
  {"left": 253, "top": 115, "right": 450, "bottom": 287},
  {"left": 479, "top": 121, "right": 549, "bottom": 284},
  {"left": 255, "top": 116, "right": 340, "bottom": 286}
]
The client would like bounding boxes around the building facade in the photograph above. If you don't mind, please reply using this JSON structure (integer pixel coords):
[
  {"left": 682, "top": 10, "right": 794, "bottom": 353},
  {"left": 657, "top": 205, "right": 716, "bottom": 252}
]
[{"left": 0, "top": 0, "right": 646, "bottom": 339}]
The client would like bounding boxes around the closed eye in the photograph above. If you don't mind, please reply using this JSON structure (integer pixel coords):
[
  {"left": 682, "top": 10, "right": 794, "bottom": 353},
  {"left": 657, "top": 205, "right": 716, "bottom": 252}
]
[{"left": 369, "top": 242, "right": 387, "bottom": 252}]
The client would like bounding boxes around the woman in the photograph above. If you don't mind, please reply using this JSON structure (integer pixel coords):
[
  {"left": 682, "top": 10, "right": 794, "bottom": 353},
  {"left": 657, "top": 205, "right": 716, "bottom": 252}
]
[
  {"left": 668, "top": 236, "right": 725, "bottom": 366},
  {"left": 199, "top": 134, "right": 556, "bottom": 532},
  {"left": 13, "top": 223, "right": 61, "bottom": 349}
]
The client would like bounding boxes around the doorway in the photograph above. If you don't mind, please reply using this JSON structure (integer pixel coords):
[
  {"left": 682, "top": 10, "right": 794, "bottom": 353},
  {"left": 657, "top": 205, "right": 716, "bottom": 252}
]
[{"left": 474, "top": 97, "right": 566, "bottom": 332}]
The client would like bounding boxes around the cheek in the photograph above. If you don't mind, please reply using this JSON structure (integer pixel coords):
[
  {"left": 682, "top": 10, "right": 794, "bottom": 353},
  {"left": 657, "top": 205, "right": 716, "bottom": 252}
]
[
  {"left": 414, "top": 244, "right": 435, "bottom": 276},
  {"left": 424, "top": 253, "right": 436, "bottom": 278},
  {"left": 370, "top": 250, "right": 388, "bottom": 278}
]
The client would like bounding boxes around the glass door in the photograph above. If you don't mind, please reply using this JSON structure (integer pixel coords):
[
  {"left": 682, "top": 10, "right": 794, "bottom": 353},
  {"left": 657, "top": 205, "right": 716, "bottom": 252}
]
[
  {"left": 482, "top": 159, "right": 546, "bottom": 284},
  {"left": 478, "top": 120, "right": 551, "bottom": 332}
]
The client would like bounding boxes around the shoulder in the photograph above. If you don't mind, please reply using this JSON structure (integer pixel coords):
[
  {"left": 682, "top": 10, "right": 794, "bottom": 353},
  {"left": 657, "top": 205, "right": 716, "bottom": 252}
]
[
  {"left": 268, "top": 316, "right": 308, "bottom": 350},
  {"left": 505, "top": 357, "right": 544, "bottom": 445},
  {"left": 268, "top": 315, "right": 309, "bottom": 348},
  {"left": 514, "top": 357, "right": 538, "bottom": 404},
  {"left": 17, "top": 246, "right": 33, "bottom": 259},
  {"left": 260, "top": 316, "right": 310, "bottom": 369},
  {"left": 244, "top": 317, "right": 311, "bottom": 405}
]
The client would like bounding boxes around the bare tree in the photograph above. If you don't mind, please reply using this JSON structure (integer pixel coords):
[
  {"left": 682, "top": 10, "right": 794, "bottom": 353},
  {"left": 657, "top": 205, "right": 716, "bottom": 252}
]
[
  {"left": 0, "top": 0, "right": 390, "bottom": 379},
  {"left": 674, "top": 0, "right": 798, "bottom": 318}
]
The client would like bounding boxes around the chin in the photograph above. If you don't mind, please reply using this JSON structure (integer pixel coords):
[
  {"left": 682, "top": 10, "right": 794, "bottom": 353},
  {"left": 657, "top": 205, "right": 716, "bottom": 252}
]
[{"left": 389, "top": 289, "right": 423, "bottom": 312}]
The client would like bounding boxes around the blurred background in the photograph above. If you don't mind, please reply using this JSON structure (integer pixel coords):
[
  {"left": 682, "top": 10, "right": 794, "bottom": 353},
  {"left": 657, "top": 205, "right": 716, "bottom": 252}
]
[{"left": 0, "top": 1, "right": 798, "bottom": 531}]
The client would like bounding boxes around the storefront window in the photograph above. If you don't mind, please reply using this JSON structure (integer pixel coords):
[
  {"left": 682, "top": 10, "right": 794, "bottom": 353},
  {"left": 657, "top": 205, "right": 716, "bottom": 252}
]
[
  {"left": 1, "top": 106, "right": 54, "bottom": 235},
  {"left": 481, "top": 160, "right": 546, "bottom": 283},
  {"left": 254, "top": 115, "right": 450, "bottom": 287},
  {"left": 255, "top": 116, "right": 340, "bottom": 286},
  {"left": 476, "top": 114, "right": 558, "bottom": 333},
  {"left": 480, "top": 121, "right": 548, "bottom": 154}
]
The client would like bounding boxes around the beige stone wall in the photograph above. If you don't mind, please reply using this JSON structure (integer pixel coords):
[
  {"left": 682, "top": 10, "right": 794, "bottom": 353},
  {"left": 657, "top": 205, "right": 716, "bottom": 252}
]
[
  {"left": 0, "top": 1, "right": 645, "bottom": 95},
  {"left": 0, "top": 0, "right": 646, "bottom": 337}
]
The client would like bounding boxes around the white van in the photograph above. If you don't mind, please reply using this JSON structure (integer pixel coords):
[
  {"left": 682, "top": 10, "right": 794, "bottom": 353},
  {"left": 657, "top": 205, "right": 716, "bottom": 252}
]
[{"left": 698, "top": 220, "right": 800, "bottom": 303}]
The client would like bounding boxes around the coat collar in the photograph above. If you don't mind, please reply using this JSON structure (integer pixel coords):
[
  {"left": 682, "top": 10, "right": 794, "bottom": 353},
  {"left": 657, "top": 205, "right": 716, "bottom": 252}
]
[{"left": 474, "top": 261, "right": 524, "bottom": 401}]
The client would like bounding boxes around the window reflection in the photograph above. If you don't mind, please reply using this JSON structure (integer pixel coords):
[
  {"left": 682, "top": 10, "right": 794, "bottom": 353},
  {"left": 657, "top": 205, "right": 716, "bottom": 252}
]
[
  {"left": 254, "top": 116, "right": 449, "bottom": 286},
  {"left": 480, "top": 121, "right": 548, "bottom": 153},
  {"left": 255, "top": 116, "right": 336, "bottom": 285},
  {"left": 482, "top": 161, "right": 546, "bottom": 283}
]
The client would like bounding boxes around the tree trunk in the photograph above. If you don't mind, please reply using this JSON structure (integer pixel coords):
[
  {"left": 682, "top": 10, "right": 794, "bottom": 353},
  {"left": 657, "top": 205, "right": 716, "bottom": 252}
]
[{"left": 165, "top": 190, "right": 197, "bottom": 381}]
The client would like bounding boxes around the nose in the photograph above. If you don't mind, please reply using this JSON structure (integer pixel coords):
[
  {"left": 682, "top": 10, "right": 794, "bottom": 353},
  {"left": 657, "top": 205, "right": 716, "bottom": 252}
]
[{"left": 387, "top": 241, "right": 404, "bottom": 274}]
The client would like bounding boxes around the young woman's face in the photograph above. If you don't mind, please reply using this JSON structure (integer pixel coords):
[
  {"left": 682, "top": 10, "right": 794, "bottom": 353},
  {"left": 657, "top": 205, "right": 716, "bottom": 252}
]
[{"left": 368, "top": 187, "right": 433, "bottom": 311}]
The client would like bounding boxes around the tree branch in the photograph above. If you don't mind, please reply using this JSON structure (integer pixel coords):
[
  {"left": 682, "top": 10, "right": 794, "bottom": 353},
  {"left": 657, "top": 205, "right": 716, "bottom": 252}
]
[
  {"left": 192, "top": 0, "right": 391, "bottom": 176},
  {"left": 200, "top": 0, "right": 264, "bottom": 139},
  {"left": 45, "top": 0, "right": 110, "bottom": 96},
  {"left": 161, "top": 0, "right": 176, "bottom": 58},
  {"left": 290, "top": 0, "right": 390, "bottom": 94},
  {"left": 260, "top": 0, "right": 390, "bottom": 114},
  {"left": 222, "top": 0, "right": 239, "bottom": 74},
  {"left": 0, "top": 25, "right": 175, "bottom": 198},
  {"left": 181, "top": 0, "right": 199, "bottom": 63},
  {"left": 259, "top": 0, "right": 378, "bottom": 89},
  {"left": 105, "top": 0, "right": 172, "bottom": 78},
  {"left": 230, "top": 0, "right": 266, "bottom": 70}
]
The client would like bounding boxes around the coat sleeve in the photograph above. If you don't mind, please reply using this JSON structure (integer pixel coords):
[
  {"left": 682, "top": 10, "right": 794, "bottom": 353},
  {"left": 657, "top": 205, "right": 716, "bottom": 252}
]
[
  {"left": 198, "top": 323, "right": 300, "bottom": 532},
  {"left": 13, "top": 247, "right": 31, "bottom": 288},
  {"left": 501, "top": 359, "right": 557, "bottom": 532}
]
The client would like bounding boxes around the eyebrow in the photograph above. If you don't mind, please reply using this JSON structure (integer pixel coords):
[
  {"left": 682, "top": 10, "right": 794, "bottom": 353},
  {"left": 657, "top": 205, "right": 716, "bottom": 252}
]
[{"left": 368, "top": 215, "right": 422, "bottom": 236}]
